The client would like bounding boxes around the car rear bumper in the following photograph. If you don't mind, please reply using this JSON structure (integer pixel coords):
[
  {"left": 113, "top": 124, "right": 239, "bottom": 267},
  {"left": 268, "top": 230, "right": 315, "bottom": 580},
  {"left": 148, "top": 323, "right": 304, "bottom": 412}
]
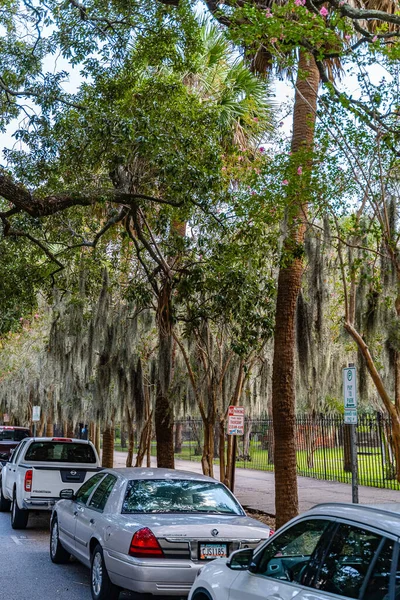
[
  {"left": 22, "top": 498, "right": 57, "bottom": 510},
  {"left": 105, "top": 549, "right": 203, "bottom": 596}
]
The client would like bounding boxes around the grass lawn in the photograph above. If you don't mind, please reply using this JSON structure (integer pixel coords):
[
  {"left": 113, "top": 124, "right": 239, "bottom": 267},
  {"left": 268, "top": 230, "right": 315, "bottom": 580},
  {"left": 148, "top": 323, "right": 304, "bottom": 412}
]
[{"left": 115, "top": 437, "right": 399, "bottom": 490}]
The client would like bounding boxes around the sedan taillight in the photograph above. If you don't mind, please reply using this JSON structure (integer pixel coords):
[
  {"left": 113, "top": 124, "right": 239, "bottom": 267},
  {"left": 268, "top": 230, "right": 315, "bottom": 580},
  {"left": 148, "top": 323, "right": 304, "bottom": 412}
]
[
  {"left": 269, "top": 529, "right": 275, "bottom": 537},
  {"left": 129, "top": 527, "right": 164, "bottom": 558},
  {"left": 24, "top": 469, "right": 33, "bottom": 492}
]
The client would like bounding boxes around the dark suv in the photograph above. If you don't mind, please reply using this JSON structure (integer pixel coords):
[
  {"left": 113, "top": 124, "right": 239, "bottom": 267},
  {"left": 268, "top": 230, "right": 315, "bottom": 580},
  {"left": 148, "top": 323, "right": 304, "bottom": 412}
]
[{"left": 0, "top": 426, "right": 31, "bottom": 465}]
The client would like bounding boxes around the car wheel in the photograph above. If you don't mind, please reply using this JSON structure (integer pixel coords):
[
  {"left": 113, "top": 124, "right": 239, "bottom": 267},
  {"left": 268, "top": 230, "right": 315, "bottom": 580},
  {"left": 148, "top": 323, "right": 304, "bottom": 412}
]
[
  {"left": 193, "top": 593, "right": 213, "bottom": 600},
  {"left": 50, "top": 517, "right": 71, "bottom": 564},
  {"left": 11, "top": 491, "right": 29, "bottom": 530},
  {"left": 90, "top": 544, "right": 120, "bottom": 600},
  {"left": 0, "top": 479, "right": 11, "bottom": 512}
]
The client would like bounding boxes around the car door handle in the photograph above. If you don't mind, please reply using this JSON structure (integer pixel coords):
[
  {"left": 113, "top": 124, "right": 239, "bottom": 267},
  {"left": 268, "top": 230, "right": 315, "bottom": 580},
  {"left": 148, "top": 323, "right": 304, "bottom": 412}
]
[{"left": 90, "top": 519, "right": 95, "bottom": 525}]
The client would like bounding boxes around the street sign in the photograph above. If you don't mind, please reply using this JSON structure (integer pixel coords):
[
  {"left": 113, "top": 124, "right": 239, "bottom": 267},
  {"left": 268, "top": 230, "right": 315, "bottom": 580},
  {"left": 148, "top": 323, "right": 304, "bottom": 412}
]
[
  {"left": 228, "top": 406, "right": 245, "bottom": 435},
  {"left": 32, "top": 406, "right": 41, "bottom": 422},
  {"left": 343, "top": 366, "right": 357, "bottom": 424}
]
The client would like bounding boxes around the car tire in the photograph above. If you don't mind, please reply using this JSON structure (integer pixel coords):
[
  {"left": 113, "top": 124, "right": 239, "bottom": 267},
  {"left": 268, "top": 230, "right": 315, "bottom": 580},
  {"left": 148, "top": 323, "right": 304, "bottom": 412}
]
[
  {"left": 90, "top": 544, "right": 120, "bottom": 600},
  {"left": 193, "top": 592, "right": 213, "bottom": 600},
  {"left": 11, "top": 491, "right": 29, "bottom": 529},
  {"left": 50, "top": 517, "right": 71, "bottom": 564},
  {"left": 0, "top": 479, "right": 11, "bottom": 512}
]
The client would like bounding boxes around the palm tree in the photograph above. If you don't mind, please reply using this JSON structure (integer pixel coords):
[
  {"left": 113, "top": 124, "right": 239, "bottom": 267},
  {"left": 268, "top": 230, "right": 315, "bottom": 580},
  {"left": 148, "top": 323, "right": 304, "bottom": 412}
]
[{"left": 197, "top": 0, "right": 399, "bottom": 529}]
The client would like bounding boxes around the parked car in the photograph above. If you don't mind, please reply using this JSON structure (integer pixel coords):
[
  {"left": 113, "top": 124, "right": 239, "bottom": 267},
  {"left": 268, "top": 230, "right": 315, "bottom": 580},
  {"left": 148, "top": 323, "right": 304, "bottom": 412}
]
[
  {"left": 0, "top": 437, "right": 101, "bottom": 528},
  {"left": 0, "top": 425, "right": 30, "bottom": 465},
  {"left": 50, "top": 467, "right": 272, "bottom": 600},
  {"left": 189, "top": 502, "right": 400, "bottom": 600}
]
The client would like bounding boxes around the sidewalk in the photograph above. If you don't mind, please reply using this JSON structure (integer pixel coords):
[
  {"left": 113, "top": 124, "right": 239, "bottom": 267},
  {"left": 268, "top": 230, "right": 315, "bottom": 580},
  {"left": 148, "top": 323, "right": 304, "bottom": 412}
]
[{"left": 113, "top": 451, "right": 400, "bottom": 515}]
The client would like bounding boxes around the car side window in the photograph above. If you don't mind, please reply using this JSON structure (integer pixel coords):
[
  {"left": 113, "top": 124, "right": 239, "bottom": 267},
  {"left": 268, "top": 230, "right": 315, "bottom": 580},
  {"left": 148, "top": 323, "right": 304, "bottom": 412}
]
[
  {"left": 75, "top": 473, "right": 105, "bottom": 505},
  {"left": 363, "top": 538, "right": 394, "bottom": 600},
  {"left": 312, "top": 523, "right": 383, "bottom": 599},
  {"left": 88, "top": 475, "right": 116, "bottom": 512},
  {"left": 12, "top": 440, "right": 27, "bottom": 463},
  {"left": 255, "top": 519, "right": 331, "bottom": 583}
]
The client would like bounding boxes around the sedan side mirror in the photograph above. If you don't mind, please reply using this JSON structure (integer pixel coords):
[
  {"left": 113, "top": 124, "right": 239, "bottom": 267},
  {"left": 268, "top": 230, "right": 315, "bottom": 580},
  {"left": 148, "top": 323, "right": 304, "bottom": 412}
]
[
  {"left": 227, "top": 548, "right": 254, "bottom": 570},
  {"left": 59, "top": 489, "right": 75, "bottom": 500}
]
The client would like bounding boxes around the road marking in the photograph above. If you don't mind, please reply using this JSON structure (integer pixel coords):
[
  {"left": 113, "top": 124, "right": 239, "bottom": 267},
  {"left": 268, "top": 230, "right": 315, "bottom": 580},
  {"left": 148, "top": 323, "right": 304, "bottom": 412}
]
[{"left": 11, "top": 535, "right": 22, "bottom": 545}]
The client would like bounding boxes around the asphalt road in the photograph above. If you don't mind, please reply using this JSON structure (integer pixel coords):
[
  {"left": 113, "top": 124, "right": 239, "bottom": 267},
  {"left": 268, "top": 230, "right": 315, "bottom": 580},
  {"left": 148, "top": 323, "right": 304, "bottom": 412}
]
[{"left": 0, "top": 510, "right": 149, "bottom": 600}]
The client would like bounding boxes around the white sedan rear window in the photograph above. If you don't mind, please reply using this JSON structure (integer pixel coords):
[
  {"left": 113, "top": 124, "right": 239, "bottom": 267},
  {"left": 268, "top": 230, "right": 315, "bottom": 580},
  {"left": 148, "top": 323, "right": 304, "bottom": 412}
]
[{"left": 122, "top": 479, "right": 244, "bottom": 515}]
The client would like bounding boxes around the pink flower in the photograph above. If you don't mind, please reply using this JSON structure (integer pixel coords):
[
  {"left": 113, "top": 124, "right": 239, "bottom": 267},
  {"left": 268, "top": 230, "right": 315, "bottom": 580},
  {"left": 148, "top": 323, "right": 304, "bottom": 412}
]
[
  {"left": 339, "top": 1, "right": 345, "bottom": 5},
  {"left": 222, "top": 166, "right": 227, "bottom": 171},
  {"left": 344, "top": 34, "right": 351, "bottom": 41},
  {"left": 253, "top": 117, "right": 259, "bottom": 122},
  {"left": 297, "top": 166, "right": 303, "bottom": 175},
  {"left": 251, "top": 191, "right": 257, "bottom": 196},
  {"left": 34, "top": 313, "right": 39, "bottom": 319},
  {"left": 254, "top": 168, "right": 261, "bottom": 174},
  {"left": 259, "top": 146, "right": 265, "bottom": 153},
  {"left": 295, "top": 0, "right": 306, "bottom": 5},
  {"left": 19, "top": 317, "right": 23, "bottom": 322},
  {"left": 372, "top": 35, "right": 378, "bottom": 42},
  {"left": 270, "top": 37, "right": 277, "bottom": 43},
  {"left": 319, "top": 6, "right": 328, "bottom": 16},
  {"left": 265, "top": 8, "right": 273, "bottom": 17},
  {"left": 282, "top": 179, "right": 289, "bottom": 185},
  {"left": 238, "top": 155, "right": 244, "bottom": 161}
]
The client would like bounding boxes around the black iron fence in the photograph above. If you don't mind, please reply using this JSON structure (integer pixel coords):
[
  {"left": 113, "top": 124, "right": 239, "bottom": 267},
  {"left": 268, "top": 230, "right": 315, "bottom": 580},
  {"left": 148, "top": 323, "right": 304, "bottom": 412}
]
[{"left": 149, "top": 414, "right": 399, "bottom": 490}]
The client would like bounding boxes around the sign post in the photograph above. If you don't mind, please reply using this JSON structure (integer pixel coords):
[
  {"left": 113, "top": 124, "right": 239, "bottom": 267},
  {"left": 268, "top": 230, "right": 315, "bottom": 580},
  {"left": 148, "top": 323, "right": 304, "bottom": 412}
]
[
  {"left": 32, "top": 405, "right": 41, "bottom": 438},
  {"left": 227, "top": 406, "right": 245, "bottom": 493},
  {"left": 343, "top": 364, "right": 358, "bottom": 503}
]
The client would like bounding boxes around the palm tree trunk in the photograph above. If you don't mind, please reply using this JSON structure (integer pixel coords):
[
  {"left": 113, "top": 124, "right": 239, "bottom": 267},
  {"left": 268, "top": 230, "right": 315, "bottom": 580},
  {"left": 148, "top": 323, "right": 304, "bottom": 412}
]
[{"left": 272, "top": 50, "right": 320, "bottom": 529}]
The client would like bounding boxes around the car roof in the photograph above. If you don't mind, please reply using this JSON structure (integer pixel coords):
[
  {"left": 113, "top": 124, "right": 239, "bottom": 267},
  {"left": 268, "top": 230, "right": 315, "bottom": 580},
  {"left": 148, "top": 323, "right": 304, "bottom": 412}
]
[
  {"left": 305, "top": 502, "right": 400, "bottom": 536},
  {"left": 28, "top": 437, "right": 91, "bottom": 444},
  {"left": 0, "top": 426, "right": 30, "bottom": 431},
  {"left": 104, "top": 467, "right": 222, "bottom": 484}
]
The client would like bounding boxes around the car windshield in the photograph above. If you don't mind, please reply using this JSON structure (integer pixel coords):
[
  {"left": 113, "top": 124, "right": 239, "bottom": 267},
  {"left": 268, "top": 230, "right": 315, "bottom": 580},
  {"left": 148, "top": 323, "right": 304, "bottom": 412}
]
[
  {"left": 122, "top": 479, "right": 244, "bottom": 515},
  {"left": 0, "top": 429, "right": 29, "bottom": 441},
  {"left": 24, "top": 442, "right": 96, "bottom": 463}
]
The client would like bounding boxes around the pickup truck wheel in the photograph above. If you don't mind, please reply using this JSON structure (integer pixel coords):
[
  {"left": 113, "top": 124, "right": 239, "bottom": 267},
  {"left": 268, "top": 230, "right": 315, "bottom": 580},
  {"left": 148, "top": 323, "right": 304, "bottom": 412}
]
[
  {"left": 11, "top": 492, "right": 29, "bottom": 529},
  {"left": 50, "top": 517, "right": 71, "bottom": 564},
  {"left": 0, "top": 479, "right": 11, "bottom": 512},
  {"left": 90, "top": 544, "right": 120, "bottom": 600}
]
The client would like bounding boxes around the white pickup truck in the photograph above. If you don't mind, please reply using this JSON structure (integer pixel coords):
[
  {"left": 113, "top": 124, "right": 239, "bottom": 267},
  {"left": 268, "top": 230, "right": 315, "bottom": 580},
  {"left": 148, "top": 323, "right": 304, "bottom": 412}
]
[{"left": 0, "top": 437, "right": 101, "bottom": 529}]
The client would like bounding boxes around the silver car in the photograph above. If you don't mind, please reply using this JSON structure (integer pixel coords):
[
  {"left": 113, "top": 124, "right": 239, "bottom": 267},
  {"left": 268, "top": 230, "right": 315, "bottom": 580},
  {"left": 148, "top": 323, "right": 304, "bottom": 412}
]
[{"left": 50, "top": 467, "right": 272, "bottom": 600}]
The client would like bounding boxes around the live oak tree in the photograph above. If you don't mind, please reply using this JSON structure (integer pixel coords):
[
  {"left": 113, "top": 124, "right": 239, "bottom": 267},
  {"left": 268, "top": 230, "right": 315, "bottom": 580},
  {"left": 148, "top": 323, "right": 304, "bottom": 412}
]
[{"left": 0, "top": 9, "right": 274, "bottom": 467}]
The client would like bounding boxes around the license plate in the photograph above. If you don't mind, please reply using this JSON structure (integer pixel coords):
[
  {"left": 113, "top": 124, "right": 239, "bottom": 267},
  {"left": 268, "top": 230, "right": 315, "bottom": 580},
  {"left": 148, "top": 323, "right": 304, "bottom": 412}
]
[{"left": 199, "top": 543, "right": 227, "bottom": 560}]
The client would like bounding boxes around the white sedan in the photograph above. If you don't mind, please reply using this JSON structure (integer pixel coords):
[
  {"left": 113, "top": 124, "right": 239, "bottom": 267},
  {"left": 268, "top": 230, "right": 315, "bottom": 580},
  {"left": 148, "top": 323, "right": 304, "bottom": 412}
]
[
  {"left": 189, "top": 502, "right": 400, "bottom": 600},
  {"left": 50, "top": 467, "right": 271, "bottom": 599}
]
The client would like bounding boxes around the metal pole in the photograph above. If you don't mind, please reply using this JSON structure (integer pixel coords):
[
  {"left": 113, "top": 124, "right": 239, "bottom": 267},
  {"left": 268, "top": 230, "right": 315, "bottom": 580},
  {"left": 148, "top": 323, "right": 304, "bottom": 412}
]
[
  {"left": 231, "top": 435, "right": 237, "bottom": 493},
  {"left": 348, "top": 362, "right": 359, "bottom": 503}
]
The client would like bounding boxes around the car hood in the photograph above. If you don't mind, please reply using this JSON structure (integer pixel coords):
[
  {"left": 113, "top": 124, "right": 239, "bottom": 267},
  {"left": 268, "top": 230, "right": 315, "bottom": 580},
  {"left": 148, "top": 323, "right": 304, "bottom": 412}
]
[{"left": 118, "top": 513, "right": 270, "bottom": 539}]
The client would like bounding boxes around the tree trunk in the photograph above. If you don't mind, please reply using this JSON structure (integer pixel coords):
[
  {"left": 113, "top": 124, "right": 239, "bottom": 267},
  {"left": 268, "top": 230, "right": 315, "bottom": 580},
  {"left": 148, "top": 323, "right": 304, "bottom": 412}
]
[
  {"left": 126, "top": 407, "right": 134, "bottom": 468},
  {"left": 219, "top": 419, "right": 226, "bottom": 483},
  {"left": 272, "top": 50, "right": 320, "bottom": 529},
  {"left": 174, "top": 421, "right": 183, "bottom": 453},
  {"left": 155, "top": 281, "right": 175, "bottom": 469},
  {"left": 46, "top": 413, "right": 54, "bottom": 438},
  {"left": 102, "top": 423, "right": 114, "bottom": 468},
  {"left": 120, "top": 423, "right": 127, "bottom": 449},
  {"left": 202, "top": 420, "right": 215, "bottom": 477},
  {"left": 95, "top": 422, "right": 101, "bottom": 456}
]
